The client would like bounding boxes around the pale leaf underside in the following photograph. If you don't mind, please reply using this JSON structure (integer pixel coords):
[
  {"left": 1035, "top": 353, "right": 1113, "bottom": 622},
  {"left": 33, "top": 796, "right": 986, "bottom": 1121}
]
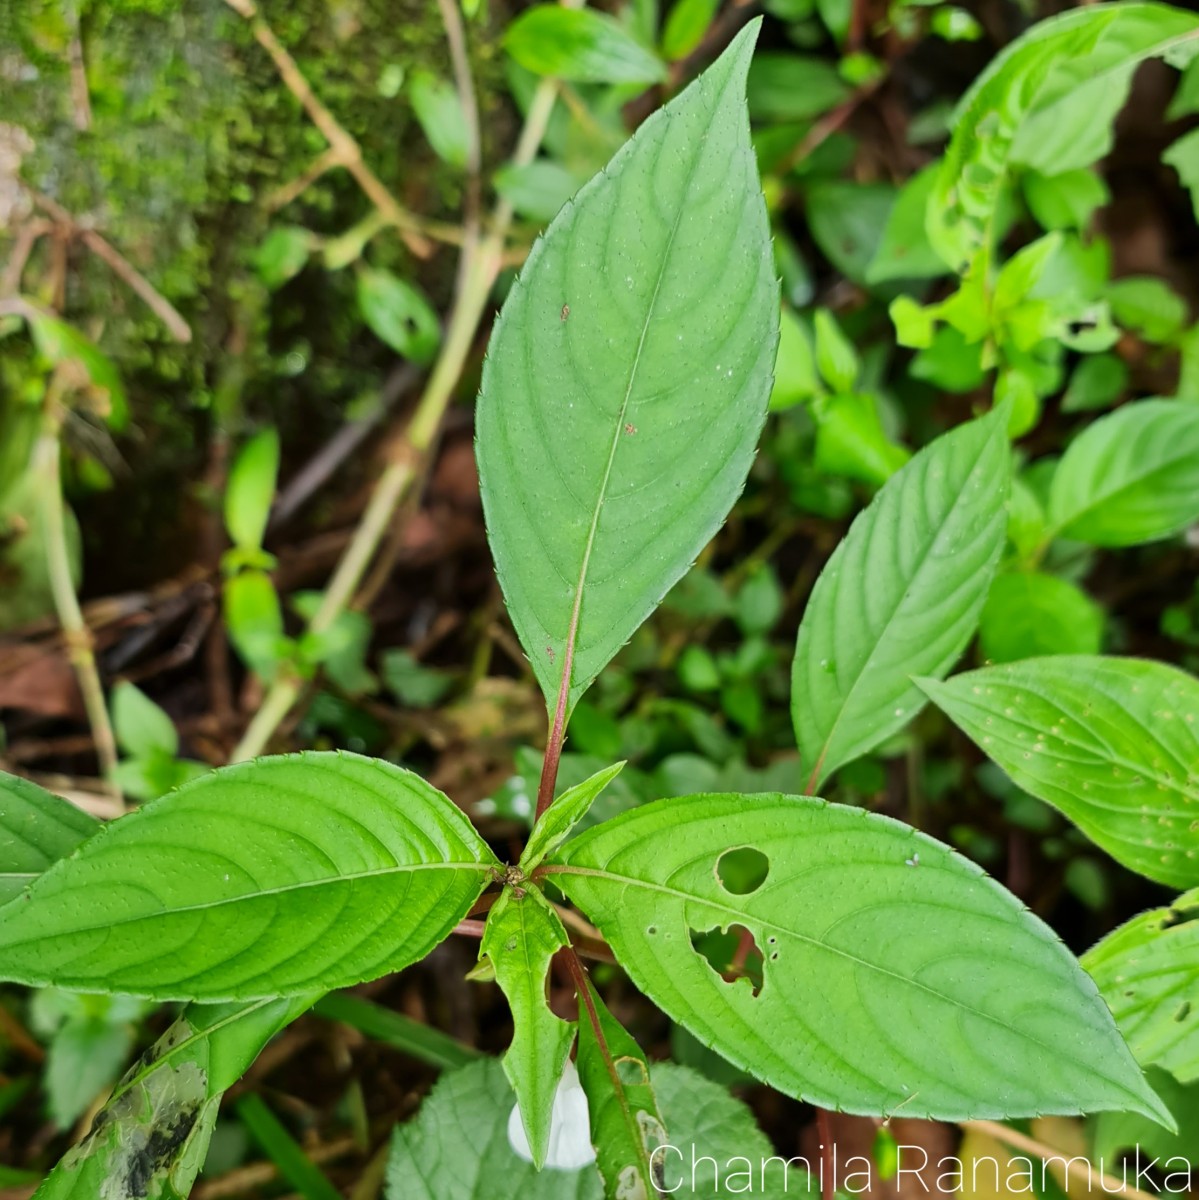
[{"left": 477, "top": 21, "right": 777, "bottom": 719}]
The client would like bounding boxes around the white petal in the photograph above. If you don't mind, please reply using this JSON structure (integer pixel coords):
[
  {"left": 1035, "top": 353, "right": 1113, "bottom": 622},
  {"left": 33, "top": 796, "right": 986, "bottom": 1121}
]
[{"left": 507, "top": 1059, "right": 596, "bottom": 1170}]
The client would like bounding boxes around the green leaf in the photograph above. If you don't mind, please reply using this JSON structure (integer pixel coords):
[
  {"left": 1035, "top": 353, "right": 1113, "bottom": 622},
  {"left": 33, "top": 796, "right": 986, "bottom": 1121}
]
[
  {"left": 493, "top": 161, "right": 579, "bottom": 223},
  {"left": 1085, "top": 891, "right": 1199, "bottom": 1083},
  {"left": 223, "top": 568, "right": 287, "bottom": 680},
  {"left": 477, "top": 23, "right": 777, "bottom": 718},
  {"left": 807, "top": 182, "right": 895, "bottom": 285},
  {"left": 813, "top": 308, "right": 858, "bottom": 393},
  {"left": 238, "top": 1093, "right": 343, "bottom": 1200},
  {"left": 769, "top": 307, "right": 819, "bottom": 412},
  {"left": 575, "top": 977, "right": 665, "bottom": 1199},
  {"left": 867, "top": 164, "right": 950, "bottom": 284},
  {"left": 734, "top": 565, "right": 784, "bottom": 635},
  {"left": 111, "top": 681, "right": 179, "bottom": 760},
  {"left": 1062, "top": 352, "right": 1128, "bottom": 413},
  {"left": 1022, "top": 168, "right": 1109, "bottom": 232},
  {"left": 521, "top": 762, "right": 625, "bottom": 871},
  {"left": 254, "top": 226, "right": 311, "bottom": 291},
  {"left": 380, "top": 648, "right": 454, "bottom": 708},
  {"left": 34, "top": 994, "right": 313, "bottom": 1200},
  {"left": 314, "top": 992, "right": 479, "bottom": 1070},
  {"left": 386, "top": 1057, "right": 802, "bottom": 1199},
  {"left": 920, "top": 656, "right": 1199, "bottom": 888},
  {"left": 1092, "top": 1068, "right": 1199, "bottom": 1166},
  {"left": 1047, "top": 398, "right": 1199, "bottom": 546},
  {"left": 356, "top": 267, "right": 440, "bottom": 365},
  {"left": 410, "top": 69, "right": 469, "bottom": 168},
  {"left": 0, "top": 752, "right": 498, "bottom": 1000},
  {"left": 549, "top": 793, "right": 1170, "bottom": 1124},
  {"left": 1106, "top": 276, "right": 1189, "bottom": 344},
  {"left": 661, "top": 0, "right": 719, "bottom": 60},
  {"left": 745, "top": 53, "right": 850, "bottom": 122},
  {"left": 792, "top": 405, "right": 1011, "bottom": 789},
  {"left": 224, "top": 428, "right": 280, "bottom": 555},
  {"left": 813, "top": 392, "right": 910, "bottom": 487},
  {"left": 28, "top": 313, "right": 129, "bottom": 430},
  {"left": 31, "top": 990, "right": 152, "bottom": 1129},
  {"left": 978, "top": 572, "right": 1104, "bottom": 663},
  {"left": 505, "top": 6, "right": 667, "bottom": 84},
  {"left": 0, "top": 772, "right": 96, "bottom": 904},
  {"left": 929, "top": 3, "right": 1199, "bottom": 270},
  {"left": 1164, "top": 127, "right": 1199, "bottom": 223},
  {"left": 480, "top": 891, "right": 575, "bottom": 1168}
]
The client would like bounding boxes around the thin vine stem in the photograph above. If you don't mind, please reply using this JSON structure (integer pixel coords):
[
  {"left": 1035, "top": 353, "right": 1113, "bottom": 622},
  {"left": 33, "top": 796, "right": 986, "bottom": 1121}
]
[
  {"left": 34, "top": 384, "right": 121, "bottom": 801},
  {"left": 230, "top": 76, "right": 560, "bottom": 762}
]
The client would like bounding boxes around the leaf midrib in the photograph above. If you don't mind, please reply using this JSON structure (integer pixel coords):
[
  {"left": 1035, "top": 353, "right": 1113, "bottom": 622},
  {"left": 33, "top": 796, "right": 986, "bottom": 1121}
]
[
  {"left": 809, "top": 419, "right": 998, "bottom": 782},
  {"left": 0, "top": 859, "right": 493, "bottom": 950},
  {"left": 551, "top": 69, "right": 736, "bottom": 708},
  {"left": 1052, "top": 429, "right": 1199, "bottom": 537},
  {"left": 936, "top": 681, "right": 1199, "bottom": 808},
  {"left": 550, "top": 861, "right": 1141, "bottom": 1099}
]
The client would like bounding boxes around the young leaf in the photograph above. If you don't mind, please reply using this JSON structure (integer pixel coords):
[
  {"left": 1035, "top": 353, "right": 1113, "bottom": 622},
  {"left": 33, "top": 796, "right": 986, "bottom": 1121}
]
[
  {"left": 575, "top": 977, "right": 666, "bottom": 1199},
  {"left": 0, "top": 752, "right": 498, "bottom": 1000},
  {"left": 0, "top": 772, "right": 97, "bottom": 904},
  {"left": 480, "top": 890, "right": 576, "bottom": 1168},
  {"left": 254, "top": 226, "right": 311, "bottom": 291},
  {"left": 477, "top": 23, "right": 777, "bottom": 720},
  {"left": 661, "top": 0, "right": 720, "bottom": 61},
  {"left": 929, "top": 3, "right": 1199, "bottom": 269},
  {"left": 791, "top": 404, "right": 1011, "bottom": 790},
  {"left": 35, "top": 993, "right": 314, "bottom": 1200},
  {"left": 812, "top": 308, "right": 858, "bottom": 394},
  {"left": 225, "top": 428, "right": 280, "bottom": 555},
  {"left": 867, "top": 163, "right": 950, "bottom": 284},
  {"left": 31, "top": 990, "right": 152, "bottom": 1129},
  {"left": 1106, "top": 276, "right": 1188, "bottom": 344},
  {"left": 410, "top": 69, "right": 470, "bottom": 169},
  {"left": 520, "top": 762, "right": 625, "bottom": 871},
  {"left": 1047, "top": 399, "right": 1199, "bottom": 546},
  {"left": 919, "top": 657, "right": 1199, "bottom": 889},
  {"left": 224, "top": 567, "right": 287, "bottom": 679},
  {"left": 978, "top": 572, "right": 1104, "bottom": 663},
  {"left": 1084, "top": 890, "right": 1199, "bottom": 1083},
  {"left": 356, "top": 267, "right": 440, "bottom": 365},
  {"left": 1164, "top": 128, "right": 1199, "bottom": 223},
  {"left": 111, "top": 681, "right": 179, "bottom": 760},
  {"left": 504, "top": 6, "right": 667, "bottom": 84},
  {"left": 547, "top": 793, "right": 1168, "bottom": 1124}
]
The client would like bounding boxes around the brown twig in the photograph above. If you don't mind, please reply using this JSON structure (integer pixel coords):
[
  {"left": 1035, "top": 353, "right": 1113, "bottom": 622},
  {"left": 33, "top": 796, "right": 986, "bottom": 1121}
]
[
  {"left": 229, "top": 73, "right": 561, "bottom": 762},
  {"left": 193, "top": 1135, "right": 358, "bottom": 1199},
  {"left": 0, "top": 218, "right": 51, "bottom": 296},
  {"left": 26, "top": 189, "right": 191, "bottom": 342},
  {"left": 960, "top": 1120, "right": 1159, "bottom": 1200},
  {"left": 78, "top": 230, "right": 191, "bottom": 342},
  {"left": 221, "top": 0, "right": 435, "bottom": 257}
]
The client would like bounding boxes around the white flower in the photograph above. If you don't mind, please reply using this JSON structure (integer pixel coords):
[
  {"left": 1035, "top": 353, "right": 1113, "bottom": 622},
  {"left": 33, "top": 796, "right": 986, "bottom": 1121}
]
[{"left": 507, "top": 1059, "right": 596, "bottom": 1169}]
